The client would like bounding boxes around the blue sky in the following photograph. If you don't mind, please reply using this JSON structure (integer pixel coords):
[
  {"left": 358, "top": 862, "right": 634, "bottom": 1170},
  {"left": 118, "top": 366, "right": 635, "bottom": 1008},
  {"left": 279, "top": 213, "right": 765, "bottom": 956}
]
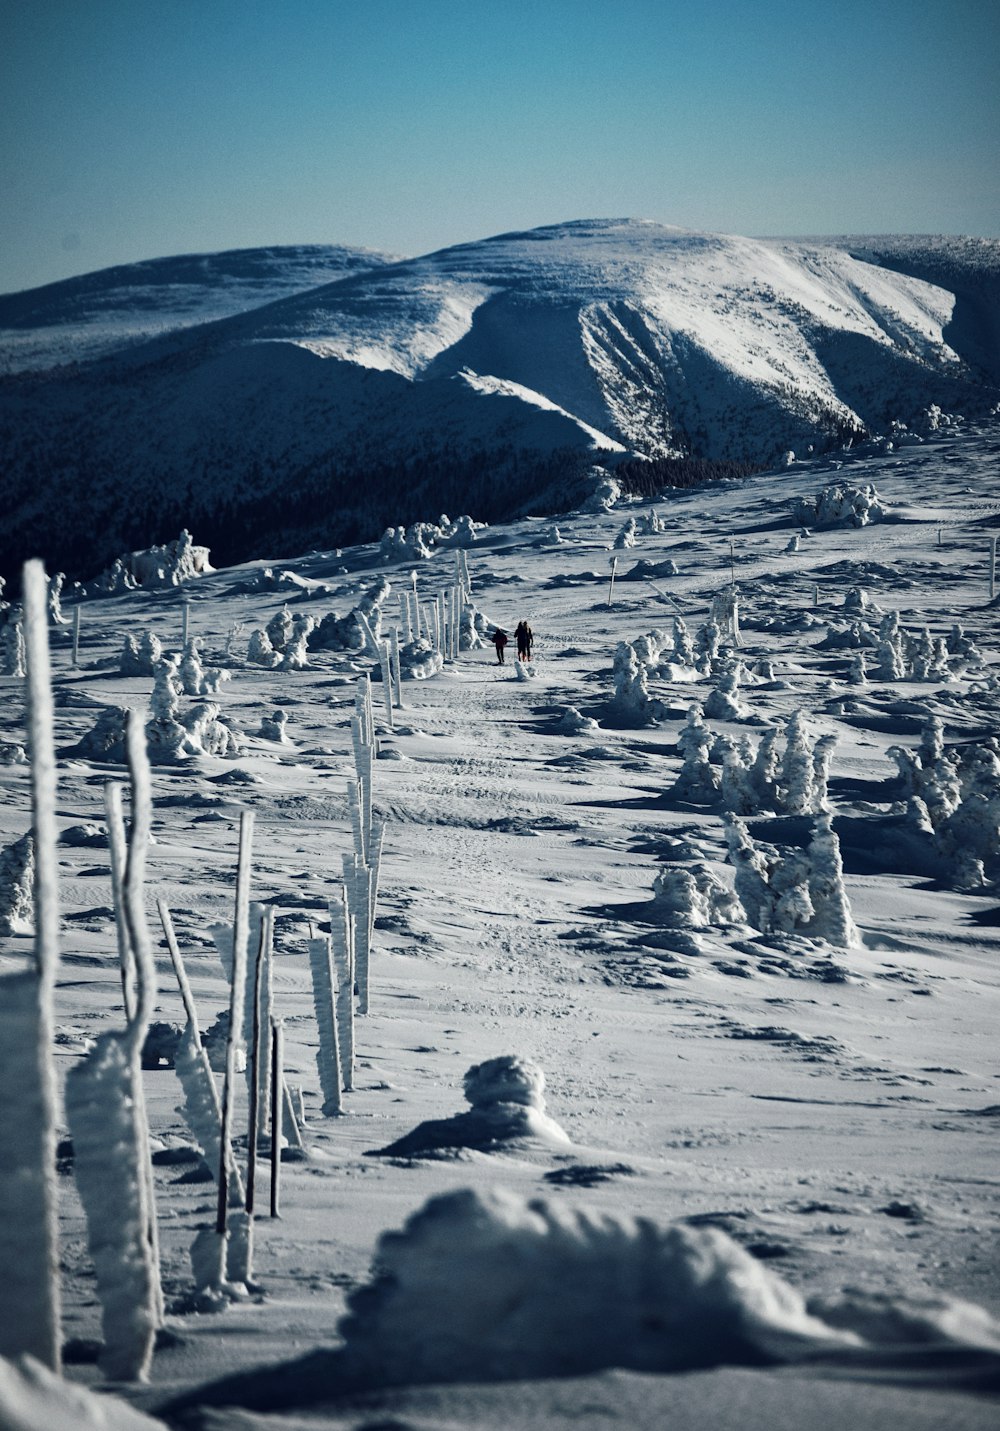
[{"left": 2, "top": 0, "right": 998, "bottom": 293}]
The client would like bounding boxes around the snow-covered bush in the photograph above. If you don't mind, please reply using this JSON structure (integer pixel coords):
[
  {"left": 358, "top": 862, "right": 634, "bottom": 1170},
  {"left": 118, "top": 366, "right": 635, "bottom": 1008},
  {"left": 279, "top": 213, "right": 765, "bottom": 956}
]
[
  {"left": 0, "top": 833, "right": 34, "bottom": 936},
  {"left": 178, "top": 637, "right": 229, "bottom": 695},
  {"left": 715, "top": 712, "right": 835, "bottom": 816},
  {"left": 246, "top": 629, "right": 281, "bottom": 668},
  {"left": 278, "top": 615, "right": 315, "bottom": 671},
  {"left": 890, "top": 718, "right": 1000, "bottom": 886},
  {"left": 608, "top": 642, "right": 666, "bottom": 726},
  {"left": 380, "top": 516, "right": 483, "bottom": 562},
  {"left": 874, "top": 612, "right": 952, "bottom": 682},
  {"left": 558, "top": 706, "right": 599, "bottom": 734},
  {"left": 704, "top": 666, "right": 747, "bottom": 721},
  {"left": 640, "top": 508, "right": 667, "bottom": 535},
  {"left": 651, "top": 862, "right": 743, "bottom": 929},
  {"left": 614, "top": 517, "right": 638, "bottom": 550},
  {"left": 375, "top": 1055, "right": 570, "bottom": 1156},
  {"left": 583, "top": 469, "right": 621, "bottom": 512},
  {"left": 459, "top": 603, "right": 488, "bottom": 650},
  {"left": 793, "top": 483, "right": 888, "bottom": 529},
  {"left": 145, "top": 658, "right": 242, "bottom": 761},
  {"left": 120, "top": 632, "right": 163, "bottom": 678},
  {"left": 66, "top": 706, "right": 130, "bottom": 763},
  {"left": 259, "top": 709, "right": 289, "bottom": 742},
  {"left": 397, "top": 637, "right": 444, "bottom": 681},
  {"left": 309, "top": 578, "right": 391, "bottom": 653},
  {"left": 724, "top": 813, "right": 857, "bottom": 947},
  {"left": 91, "top": 530, "right": 211, "bottom": 593},
  {"left": 2, "top": 614, "right": 25, "bottom": 677},
  {"left": 670, "top": 704, "right": 720, "bottom": 804}
]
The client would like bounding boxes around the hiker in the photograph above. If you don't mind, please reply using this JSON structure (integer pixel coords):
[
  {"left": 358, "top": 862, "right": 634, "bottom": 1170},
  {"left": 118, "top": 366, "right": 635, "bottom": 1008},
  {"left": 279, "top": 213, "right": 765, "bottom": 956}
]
[
  {"left": 515, "top": 620, "right": 533, "bottom": 662},
  {"left": 493, "top": 627, "right": 508, "bottom": 664}
]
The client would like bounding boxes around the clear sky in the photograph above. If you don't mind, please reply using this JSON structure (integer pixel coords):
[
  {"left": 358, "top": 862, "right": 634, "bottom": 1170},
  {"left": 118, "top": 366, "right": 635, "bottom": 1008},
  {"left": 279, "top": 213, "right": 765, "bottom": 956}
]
[{"left": 2, "top": 0, "right": 998, "bottom": 294}]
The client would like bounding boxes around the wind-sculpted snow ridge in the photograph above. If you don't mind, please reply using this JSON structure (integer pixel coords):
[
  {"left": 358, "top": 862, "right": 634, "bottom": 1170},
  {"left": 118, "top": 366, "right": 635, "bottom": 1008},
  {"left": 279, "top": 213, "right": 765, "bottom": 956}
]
[{"left": 3, "top": 218, "right": 999, "bottom": 579}]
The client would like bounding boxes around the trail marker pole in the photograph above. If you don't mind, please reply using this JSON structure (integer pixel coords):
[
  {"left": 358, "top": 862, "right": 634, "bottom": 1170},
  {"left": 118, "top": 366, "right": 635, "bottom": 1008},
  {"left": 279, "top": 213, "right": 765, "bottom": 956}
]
[
  {"left": 72, "top": 605, "right": 81, "bottom": 666},
  {"left": 607, "top": 556, "right": 618, "bottom": 608},
  {"left": 990, "top": 535, "right": 997, "bottom": 601}
]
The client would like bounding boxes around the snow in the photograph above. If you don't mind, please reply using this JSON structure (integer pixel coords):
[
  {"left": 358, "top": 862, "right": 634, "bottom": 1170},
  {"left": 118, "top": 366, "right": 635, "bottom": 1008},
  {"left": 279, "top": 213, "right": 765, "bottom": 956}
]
[{"left": 0, "top": 419, "right": 999, "bottom": 1427}]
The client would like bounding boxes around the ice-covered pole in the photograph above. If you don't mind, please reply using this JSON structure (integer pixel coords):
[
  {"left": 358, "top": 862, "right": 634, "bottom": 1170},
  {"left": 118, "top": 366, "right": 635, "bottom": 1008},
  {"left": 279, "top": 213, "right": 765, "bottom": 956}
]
[
  {"left": 72, "top": 603, "right": 81, "bottom": 666},
  {"left": 607, "top": 556, "right": 618, "bottom": 608},
  {"left": 217, "top": 810, "right": 254, "bottom": 1235},
  {"left": 990, "top": 535, "right": 997, "bottom": 601},
  {"left": 0, "top": 560, "right": 62, "bottom": 1370},
  {"left": 390, "top": 626, "right": 404, "bottom": 708},
  {"left": 105, "top": 781, "right": 137, "bottom": 1020},
  {"left": 270, "top": 1019, "right": 283, "bottom": 1218}
]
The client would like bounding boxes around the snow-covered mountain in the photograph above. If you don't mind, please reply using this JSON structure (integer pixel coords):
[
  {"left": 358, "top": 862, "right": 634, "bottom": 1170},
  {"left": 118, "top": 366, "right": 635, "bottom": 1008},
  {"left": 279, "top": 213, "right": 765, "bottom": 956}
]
[
  {"left": 0, "top": 243, "right": 400, "bottom": 374},
  {"left": 1, "top": 219, "right": 998, "bottom": 581}
]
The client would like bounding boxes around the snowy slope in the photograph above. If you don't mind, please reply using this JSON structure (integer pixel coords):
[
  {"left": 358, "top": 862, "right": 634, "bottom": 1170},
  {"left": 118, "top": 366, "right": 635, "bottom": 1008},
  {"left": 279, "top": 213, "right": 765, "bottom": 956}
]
[
  {"left": 0, "top": 423, "right": 999, "bottom": 1429},
  {"left": 0, "top": 244, "right": 400, "bottom": 374},
  {"left": 1, "top": 220, "right": 998, "bottom": 583}
]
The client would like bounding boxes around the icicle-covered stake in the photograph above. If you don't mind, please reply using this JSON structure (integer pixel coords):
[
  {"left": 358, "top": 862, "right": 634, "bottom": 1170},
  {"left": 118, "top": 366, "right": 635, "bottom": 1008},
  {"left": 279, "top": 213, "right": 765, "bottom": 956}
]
[{"left": 0, "top": 561, "right": 62, "bottom": 1371}]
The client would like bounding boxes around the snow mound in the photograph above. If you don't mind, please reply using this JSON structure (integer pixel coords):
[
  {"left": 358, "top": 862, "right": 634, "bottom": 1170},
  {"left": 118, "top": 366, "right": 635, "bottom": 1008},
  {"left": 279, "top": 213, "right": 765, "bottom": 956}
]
[
  {"left": 337, "top": 1187, "right": 857, "bottom": 1386},
  {"left": 373, "top": 1056, "right": 570, "bottom": 1156},
  {"left": 0, "top": 1354, "right": 164, "bottom": 1430}
]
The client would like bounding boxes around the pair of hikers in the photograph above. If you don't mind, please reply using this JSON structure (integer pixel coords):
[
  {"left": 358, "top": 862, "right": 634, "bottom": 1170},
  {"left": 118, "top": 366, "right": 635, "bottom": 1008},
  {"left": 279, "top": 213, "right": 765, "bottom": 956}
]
[{"left": 493, "top": 620, "right": 533, "bottom": 664}]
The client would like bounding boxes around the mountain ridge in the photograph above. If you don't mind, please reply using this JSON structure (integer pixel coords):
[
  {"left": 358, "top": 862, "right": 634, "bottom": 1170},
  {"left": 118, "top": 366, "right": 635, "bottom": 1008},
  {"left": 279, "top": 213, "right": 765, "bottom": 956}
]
[{"left": 1, "top": 218, "right": 997, "bottom": 581}]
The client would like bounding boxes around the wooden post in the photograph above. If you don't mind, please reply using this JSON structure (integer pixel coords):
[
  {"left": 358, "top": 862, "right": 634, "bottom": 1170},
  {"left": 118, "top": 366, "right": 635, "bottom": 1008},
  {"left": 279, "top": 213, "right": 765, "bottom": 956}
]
[
  {"left": 216, "top": 811, "right": 254, "bottom": 1237},
  {"left": 729, "top": 539, "right": 736, "bottom": 587},
  {"left": 607, "top": 556, "right": 618, "bottom": 608},
  {"left": 72, "top": 604, "right": 81, "bottom": 666},
  {"left": 181, "top": 598, "right": 190, "bottom": 648},
  {"left": 991, "top": 535, "right": 997, "bottom": 601}
]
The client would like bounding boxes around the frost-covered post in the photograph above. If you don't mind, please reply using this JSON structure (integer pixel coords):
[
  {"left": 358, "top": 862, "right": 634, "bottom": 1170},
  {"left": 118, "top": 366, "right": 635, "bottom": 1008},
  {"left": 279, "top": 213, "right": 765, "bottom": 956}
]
[
  {"left": 216, "top": 812, "right": 254, "bottom": 1268},
  {"left": 379, "top": 642, "right": 394, "bottom": 731},
  {"left": 270, "top": 1019, "right": 283, "bottom": 1219},
  {"left": 607, "top": 556, "right": 618, "bottom": 607},
  {"left": 105, "top": 782, "right": 137, "bottom": 1019},
  {"left": 181, "top": 597, "right": 191, "bottom": 649},
  {"left": 0, "top": 561, "right": 61, "bottom": 1370},
  {"left": 307, "top": 935, "right": 343, "bottom": 1115},
  {"left": 329, "top": 887, "right": 355, "bottom": 1092},
  {"left": 990, "top": 535, "right": 997, "bottom": 602},
  {"left": 72, "top": 603, "right": 81, "bottom": 666},
  {"left": 389, "top": 626, "right": 404, "bottom": 709},
  {"left": 246, "top": 907, "right": 274, "bottom": 1216}
]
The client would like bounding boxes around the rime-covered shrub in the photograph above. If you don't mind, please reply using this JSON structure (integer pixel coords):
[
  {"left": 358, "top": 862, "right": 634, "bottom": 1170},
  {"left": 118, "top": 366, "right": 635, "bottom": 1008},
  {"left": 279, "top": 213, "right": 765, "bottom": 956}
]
[
  {"left": 793, "top": 483, "right": 888, "bottom": 529},
  {"left": 0, "top": 741, "right": 27, "bottom": 765},
  {"left": 614, "top": 517, "right": 638, "bottom": 550},
  {"left": 874, "top": 612, "right": 952, "bottom": 682},
  {"left": 651, "top": 862, "right": 744, "bottom": 928},
  {"left": 459, "top": 604, "right": 488, "bottom": 650},
  {"left": 558, "top": 706, "right": 600, "bottom": 734},
  {"left": 890, "top": 719, "right": 1000, "bottom": 886},
  {"left": 640, "top": 508, "right": 667, "bottom": 535},
  {"left": 1, "top": 614, "right": 25, "bottom": 677},
  {"left": 178, "top": 638, "right": 229, "bottom": 694},
  {"left": 671, "top": 704, "right": 720, "bottom": 803},
  {"left": 309, "top": 578, "right": 391, "bottom": 653},
  {"left": 704, "top": 667, "right": 747, "bottom": 721},
  {"left": 583, "top": 469, "right": 621, "bottom": 512},
  {"left": 145, "top": 658, "right": 241, "bottom": 761},
  {"left": 0, "top": 833, "right": 34, "bottom": 936},
  {"left": 259, "top": 710, "right": 290, "bottom": 742},
  {"left": 374, "top": 1056, "right": 570, "bottom": 1156},
  {"left": 91, "top": 529, "right": 211, "bottom": 592},
  {"left": 724, "top": 813, "right": 857, "bottom": 947},
  {"left": 120, "top": 632, "right": 163, "bottom": 677},
  {"left": 278, "top": 615, "right": 316, "bottom": 671},
  {"left": 246, "top": 629, "right": 281, "bottom": 668},
  {"left": 608, "top": 642, "right": 666, "bottom": 726},
  {"left": 66, "top": 706, "right": 130, "bottom": 763},
  {"left": 398, "top": 637, "right": 444, "bottom": 681}
]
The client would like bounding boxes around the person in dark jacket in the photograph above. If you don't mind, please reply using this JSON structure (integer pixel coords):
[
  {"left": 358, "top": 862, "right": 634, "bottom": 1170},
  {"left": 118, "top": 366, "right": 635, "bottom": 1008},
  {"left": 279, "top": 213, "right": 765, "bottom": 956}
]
[
  {"left": 515, "top": 620, "right": 533, "bottom": 661},
  {"left": 493, "top": 628, "right": 508, "bottom": 664}
]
